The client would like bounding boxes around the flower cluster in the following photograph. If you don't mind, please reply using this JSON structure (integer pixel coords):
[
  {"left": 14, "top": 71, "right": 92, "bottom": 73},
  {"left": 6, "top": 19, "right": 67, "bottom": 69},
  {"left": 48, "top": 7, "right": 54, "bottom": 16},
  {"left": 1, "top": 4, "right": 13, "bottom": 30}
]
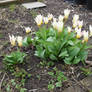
[
  {"left": 35, "top": 9, "right": 92, "bottom": 43},
  {"left": 9, "top": 35, "right": 23, "bottom": 47},
  {"left": 9, "top": 27, "right": 32, "bottom": 47}
]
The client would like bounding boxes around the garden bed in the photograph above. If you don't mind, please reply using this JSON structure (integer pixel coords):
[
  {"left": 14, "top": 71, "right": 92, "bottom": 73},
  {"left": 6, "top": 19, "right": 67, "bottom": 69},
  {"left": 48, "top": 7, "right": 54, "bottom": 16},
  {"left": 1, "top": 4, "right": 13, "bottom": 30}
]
[{"left": 0, "top": 0, "right": 92, "bottom": 92}]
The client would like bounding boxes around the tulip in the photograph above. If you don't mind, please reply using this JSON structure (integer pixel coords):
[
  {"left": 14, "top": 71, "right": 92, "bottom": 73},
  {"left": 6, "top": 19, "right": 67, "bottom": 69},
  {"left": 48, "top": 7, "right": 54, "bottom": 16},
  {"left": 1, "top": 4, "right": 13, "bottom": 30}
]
[
  {"left": 52, "top": 21, "right": 58, "bottom": 29},
  {"left": 72, "top": 14, "right": 79, "bottom": 24},
  {"left": 35, "top": 15, "right": 43, "bottom": 26},
  {"left": 89, "top": 25, "right": 92, "bottom": 36},
  {"left": 67, "top": 26, "right": 72, "bottom": 33},
  {"left": 9, "top": 35, "right": 16, "bottom": 46},
  {"left": 48, "top": 13, "right": 53, "bottom": 21},
  {"left": 25, "top": 27, "right": 31, "bottom": 34},
  {"left": 58, "top": 15, "right": 64, "bottom": 22},
  {"left": 83, "top": 31, "right": 88, "bottom": 42},
  {"left": 73, "top": 21, "right": 78, "bottom": 28},
  {"left": 56, "top": 21, "right": 64, "bottom": 32},
  {"left": 43, "top": 17, "right": 49, "bottom": 24},
  {"left": 78, "top": 20, "right": 83, "bottom": 29},
  {"left": 76, "top": 28, "right": 82, "bottom": 39},
  {"left": 53, "top": 17, "right": 57, "bottom": 22},
  {"left": 17, "top": 36, "right": 23, "bottom": 47},
  {"left": 64, "top": 9, "right": 70, "bottom": 19}
]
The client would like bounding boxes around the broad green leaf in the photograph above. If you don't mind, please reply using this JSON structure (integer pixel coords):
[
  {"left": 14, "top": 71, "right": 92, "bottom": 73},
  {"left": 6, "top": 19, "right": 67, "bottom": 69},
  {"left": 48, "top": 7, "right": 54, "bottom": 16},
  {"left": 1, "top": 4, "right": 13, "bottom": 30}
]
[
  {"left": 69, "top": 46, "right": 80, "bottom": 57},
  {"left": 68, "top": 40, "right": 74, "bottom": 46},
  {"left": 73, "top": 57, "right": 80, "bottom": 64},
  {"left": 59, "top": 50, "right": 68, "bottom": 57},
  {"left": 64, "top": 57, "right": 73, "bottom": 64},
  {"left": 50, "top": 54, "right": 57, "bottom": 60},
  {"left": 35, "top": 49, "right": 45, "bottom": 59}
]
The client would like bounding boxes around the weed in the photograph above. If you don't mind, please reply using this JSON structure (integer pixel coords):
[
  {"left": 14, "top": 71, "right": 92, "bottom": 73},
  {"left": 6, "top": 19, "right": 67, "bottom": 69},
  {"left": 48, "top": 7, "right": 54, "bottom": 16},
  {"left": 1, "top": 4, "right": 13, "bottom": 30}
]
[{"left": 48, "top": 67, "right": 67, "bottom": 91}]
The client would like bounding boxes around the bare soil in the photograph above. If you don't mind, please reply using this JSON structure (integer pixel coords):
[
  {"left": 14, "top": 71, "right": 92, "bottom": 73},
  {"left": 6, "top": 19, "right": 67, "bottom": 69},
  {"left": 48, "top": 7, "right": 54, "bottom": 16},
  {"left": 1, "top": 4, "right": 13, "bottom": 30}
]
[{"left": 0, "top": 0, "right": 92, "bottom": 92}]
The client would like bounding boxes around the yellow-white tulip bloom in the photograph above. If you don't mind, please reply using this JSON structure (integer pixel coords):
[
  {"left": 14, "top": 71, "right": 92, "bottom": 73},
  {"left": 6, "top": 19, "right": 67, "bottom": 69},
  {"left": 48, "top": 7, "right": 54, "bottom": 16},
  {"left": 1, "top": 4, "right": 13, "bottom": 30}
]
[
  {"left": 56, "top": 21, "right": 64, "bottom": 32},
  {"left": 52, "top": 21, "right": 58, "bottom": 29},
  {"left": 58, "top": 15, "right": 64, "bottom": 22},
  {"left": 67, "top": 26, "right": 72, "bottom": 33},
  {"left": 83, "top": 31, "right": 88, "bottom": 42},
  {"left": 43, "top": 17, "right": 49, "bottom": 24},
  {"left": 78, "top": 20, "right": 83, "bottom": 29},
  {"left": 25, "top": 27, "right": 31, "bottom": 34},
  {"left": 64, "top": 9, "right": 70, "bottom": 19},
  {"left": 76, "top": 28, "right": 82, "bottom": 39},
  {"left": 48, "top": 13, "right": 53, "bottom": 21},
  {"left": 89, "top": 25, "right": 92, "bottom": 36},
  {"left": 53, "top": 17, "right": 57, "bottom": 22},
  {"left": 17, "top": 36, "right": 23, "bottom": 47},
  {"left": 35, "top": 15, "right": 43, "bottom": 26},
  {"left": 72, "top": 14, "right": 79, "bottom": 24},
  {"left": 9, "top": 35, "right": 16, "bottom": 46},
  {"left": 73, "top": 21, "right": 78, "bottom": 28}
]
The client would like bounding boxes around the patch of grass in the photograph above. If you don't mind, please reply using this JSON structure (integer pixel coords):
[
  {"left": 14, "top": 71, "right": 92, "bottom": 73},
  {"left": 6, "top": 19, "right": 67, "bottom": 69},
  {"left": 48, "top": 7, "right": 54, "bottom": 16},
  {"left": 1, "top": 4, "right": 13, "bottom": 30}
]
[
  {"left": 2, "top": 68, "right": 31, "bottom": 92},
  {"left": 48, "top": 67, "right": 67, "bottom": 91}
]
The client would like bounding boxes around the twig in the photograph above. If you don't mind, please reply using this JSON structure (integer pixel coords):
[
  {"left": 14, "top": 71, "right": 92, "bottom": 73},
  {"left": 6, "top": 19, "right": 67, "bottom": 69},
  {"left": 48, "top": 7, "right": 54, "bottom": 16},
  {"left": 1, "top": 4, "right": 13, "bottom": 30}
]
[
  {"left": 0, "top": 73, "right": 6, "bottom": 90},
  {"left": 29, "top": 89, "right": 38, "bottom": 92}
]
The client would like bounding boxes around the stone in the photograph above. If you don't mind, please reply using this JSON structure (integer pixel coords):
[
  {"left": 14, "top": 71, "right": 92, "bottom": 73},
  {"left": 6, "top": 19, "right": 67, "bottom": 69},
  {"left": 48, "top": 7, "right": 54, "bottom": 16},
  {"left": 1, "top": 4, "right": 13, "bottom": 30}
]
[{"left": 22, "top": 2, "right": 46, "bottom": 9}]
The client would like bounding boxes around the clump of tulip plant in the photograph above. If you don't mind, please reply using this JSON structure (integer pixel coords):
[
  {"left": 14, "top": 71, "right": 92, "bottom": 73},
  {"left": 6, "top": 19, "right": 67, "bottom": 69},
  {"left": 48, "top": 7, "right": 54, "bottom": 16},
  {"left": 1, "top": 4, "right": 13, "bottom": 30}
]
[{"left": 32, "top": 9, "right": 92, "bottom": 65}]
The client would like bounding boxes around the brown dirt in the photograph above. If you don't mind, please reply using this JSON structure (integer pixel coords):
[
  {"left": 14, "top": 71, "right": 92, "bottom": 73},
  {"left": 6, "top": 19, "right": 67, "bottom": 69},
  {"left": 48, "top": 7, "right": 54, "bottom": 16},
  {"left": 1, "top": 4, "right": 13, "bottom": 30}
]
[{"left": 0, "top": 0, "right": 92, "bottom": 92}]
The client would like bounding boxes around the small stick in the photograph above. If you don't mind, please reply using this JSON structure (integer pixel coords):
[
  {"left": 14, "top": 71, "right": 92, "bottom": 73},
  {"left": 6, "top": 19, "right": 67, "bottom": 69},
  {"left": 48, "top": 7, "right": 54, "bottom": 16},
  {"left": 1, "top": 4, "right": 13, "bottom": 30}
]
[{"left": 0, "top": 73, "right": 6, "bottom": 90}]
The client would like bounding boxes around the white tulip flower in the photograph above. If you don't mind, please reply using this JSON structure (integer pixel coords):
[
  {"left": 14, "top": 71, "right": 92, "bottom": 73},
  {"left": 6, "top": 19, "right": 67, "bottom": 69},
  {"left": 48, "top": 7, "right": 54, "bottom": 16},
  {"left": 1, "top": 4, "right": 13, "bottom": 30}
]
[
  {"left": 25, "top": 27, "right": 31, "bottom": 34},
  {"left": 17, "top": 36, "right": 23, "bottom": 47},
  {"left": 44, "top": 17, "right": 49, "bottom": 24},
  {"left": 52, "top": 21, "right": 58, "bottom": 29},
  {"left": 9, "top": 35, "right": 16, "bottom": 46},
  {"left": 72, "top": 14, "right": 79, "bottom": 24},
  {"left": 83, "top": 31, "right": 89, "bottom": 42},
  {"left": 58, "top": 15, "right": 64, "bottom": 22},
  {"left": 73, "top": 21, "right": 78, "bottom": 28},
  {"left": 89, "top": 25, "right": 92, "bottom": 36},
  {"left": 78, "top": 20, "right": 83, "bottom": 29},
  {"left": 35, "top": 15, "right": 43, "bottom": 26},
  {"left": 76, "top": 28, "right": 82, "bottom": 39},
  {"left": 48, "top": 13, "right": 53, "bottom": 21},
  {"left": 56, "top": 21, "right": 64, "bottom": 32},
  {"left": 67, "top": 26, "right": 72, "bottom": 33},
  {"left": 64, "top": 9, "right": 70, "bottom": 19}
]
